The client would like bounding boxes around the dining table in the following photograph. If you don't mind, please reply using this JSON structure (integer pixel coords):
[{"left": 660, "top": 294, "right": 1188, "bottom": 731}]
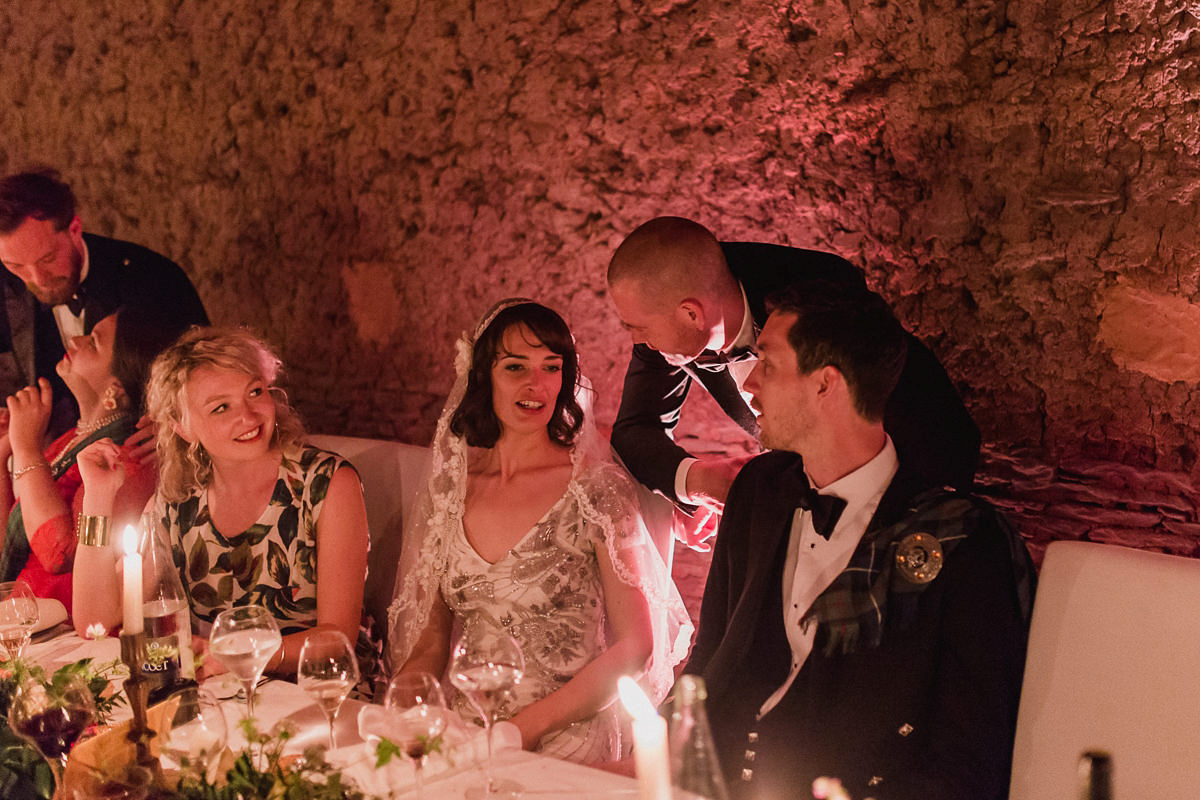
[{"left": 21, "top": 625, "right": 694, "bottom": 799}]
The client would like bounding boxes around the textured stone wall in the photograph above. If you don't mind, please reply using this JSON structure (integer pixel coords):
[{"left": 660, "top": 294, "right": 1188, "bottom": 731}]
[{"left": 2, "top": 1, "right": 1199, "bottom": 560}]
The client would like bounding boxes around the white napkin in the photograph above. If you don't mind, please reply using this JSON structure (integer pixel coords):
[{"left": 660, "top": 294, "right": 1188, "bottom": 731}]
[
  {"left": 333, "top": 706, "right": 521, "bottom": 794},
  {"left": 34, "top": 598, "right": 68, "bottom": 632}
]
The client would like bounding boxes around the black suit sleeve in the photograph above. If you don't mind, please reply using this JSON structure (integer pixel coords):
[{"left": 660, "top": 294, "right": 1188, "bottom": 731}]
[
  {"left": 121, "top": 257, "right": 208, "bottom": 327},
  {"left": 81, "top": 234, "right": 209, "bottom": 332},
  {"left": 610, "top": 343, "right": 696, "bottom": 500}
]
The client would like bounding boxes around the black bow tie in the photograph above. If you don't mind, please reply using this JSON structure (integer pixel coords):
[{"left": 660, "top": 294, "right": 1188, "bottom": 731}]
[
  {"left": 691, "top": 345, "right": 758, "bottom": 372},
  {"left": 797, "top": 486, "right": 847, "bottom": 540},
  {"left": 780, "top": 461, "right": 847, "bottom": 540},
  {"left": 64, "top": 285, "right": 87, "bottom": 316}
]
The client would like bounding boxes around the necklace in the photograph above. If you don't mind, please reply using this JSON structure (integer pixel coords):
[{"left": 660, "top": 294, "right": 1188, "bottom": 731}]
[
  {"left": 49, "top": 412, "right": 129, "bottom": 472},
  {"left": 76, "top": 411, "right": 125, "bottom": 438}
]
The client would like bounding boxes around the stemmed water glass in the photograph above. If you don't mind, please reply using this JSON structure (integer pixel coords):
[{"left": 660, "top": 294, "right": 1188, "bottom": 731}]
[
  {"left": 297, "top": 629, "right": 359, "bottom": 750},
  {"left": 7, "top": 670, "right": 96, "bottom": 794},
  {"left": 208, "top": 606, "right": 282, "bottom": 720},
  {"left": 0, "top": 580, "right": 40, "bottom": 660},
  {"left": 384, "top": 672, "right": 448, "bottom": 800},
  {"left": 448, "top": 626, "right": 525, "bottom": 800},
  {"left": 159, "top": 685, "right": 228, "bottom": 783}
]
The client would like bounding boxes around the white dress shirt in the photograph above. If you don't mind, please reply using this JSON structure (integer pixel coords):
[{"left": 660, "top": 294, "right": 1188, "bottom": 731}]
[
  {"left": 758, "top": 436, "right": 899, "bottom": 717},
  {"left": 51, "top": 239, "right": 91, "bottom": 345},
  {"left": 675, "top": 286, "right": 758, "bottom": 503}
]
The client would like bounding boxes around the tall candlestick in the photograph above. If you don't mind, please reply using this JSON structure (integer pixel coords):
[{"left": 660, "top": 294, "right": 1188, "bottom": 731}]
[
  {"left": 619, "top": 676, "right": 671, "bottom": 800},
  {"left": 121, "top": 525, "right": 143, "bottom": 635}
]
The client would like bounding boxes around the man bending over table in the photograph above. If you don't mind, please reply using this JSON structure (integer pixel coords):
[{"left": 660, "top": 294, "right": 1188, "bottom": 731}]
[{"left": 685, "top": 281, "right": 1034, "bottom": 800}]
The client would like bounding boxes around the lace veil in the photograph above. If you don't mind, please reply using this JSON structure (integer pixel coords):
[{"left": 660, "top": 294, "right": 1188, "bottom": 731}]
[{"left": 386, "top": 298, "right": 692, "bottom": 703}]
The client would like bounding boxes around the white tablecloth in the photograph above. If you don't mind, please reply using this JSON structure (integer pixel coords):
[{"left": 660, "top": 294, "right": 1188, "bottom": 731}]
[{"left": 25, "top": 633, "right": 676, "bottom": 799}]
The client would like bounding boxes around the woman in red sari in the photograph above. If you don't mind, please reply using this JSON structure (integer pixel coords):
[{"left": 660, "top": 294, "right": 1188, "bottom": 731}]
[{"left": 0, "top": 309, "right": 186, "bottom": 629}]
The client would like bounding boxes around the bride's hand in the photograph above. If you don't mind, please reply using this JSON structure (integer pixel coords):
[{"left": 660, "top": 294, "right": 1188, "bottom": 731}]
[{"left": 506, "top": 707, "right": 546, "bottom": 751}]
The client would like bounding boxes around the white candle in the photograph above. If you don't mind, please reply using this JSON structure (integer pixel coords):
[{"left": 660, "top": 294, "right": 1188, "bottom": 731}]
[
  {"left": 619, "top": 676, "right": 671, "bottom": 800},
  {"left": 121, "top": 525, "right": 143, "bottom": 635}
]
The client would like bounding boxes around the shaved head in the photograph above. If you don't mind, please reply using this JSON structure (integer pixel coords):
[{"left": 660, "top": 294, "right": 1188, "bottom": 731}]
[
  {"left": 607, "top": 216, "right": 737, "bottom": 306},
  {"left": 606, "top": 216, "right": 748, "bottom": 362}
]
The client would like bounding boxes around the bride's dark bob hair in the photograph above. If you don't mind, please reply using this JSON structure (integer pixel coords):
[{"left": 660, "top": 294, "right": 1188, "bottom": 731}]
[{"left": 451, "top": 302, "right": 584, "bottom": 448}]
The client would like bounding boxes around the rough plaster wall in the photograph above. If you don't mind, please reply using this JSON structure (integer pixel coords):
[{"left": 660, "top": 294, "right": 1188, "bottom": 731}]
[{"left": 2, "top": 1, "right": 1199, "bottom": 561}]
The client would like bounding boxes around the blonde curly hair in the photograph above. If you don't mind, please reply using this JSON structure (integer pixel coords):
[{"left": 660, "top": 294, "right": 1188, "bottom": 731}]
[{"left": 146, "top": 327, "right": 305, "bottom": 502}]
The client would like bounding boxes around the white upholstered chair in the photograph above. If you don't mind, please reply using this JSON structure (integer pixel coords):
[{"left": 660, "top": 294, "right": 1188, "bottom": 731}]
[
  {"left": 1009, "top": 540, "right": 1200, "bottom": 799},
  {"left": 307, "top": 434, "right": 430, "bottom": 660}
]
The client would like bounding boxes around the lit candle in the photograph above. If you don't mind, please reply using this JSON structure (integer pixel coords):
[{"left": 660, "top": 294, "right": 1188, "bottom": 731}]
[
  {"left": 121, "top": 525, "right": 143, "bottom": 635},
  {"left": 619, "top": 676, "right": 671, "bottom": 800}
]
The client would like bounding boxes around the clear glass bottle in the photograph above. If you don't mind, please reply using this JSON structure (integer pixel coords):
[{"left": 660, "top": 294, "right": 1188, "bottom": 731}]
[
  {"left": 668, "top": 675, "right": 730, "bottom": 800},
  {"left": 139, "top": 512, "right": 196, "bottom": 704},
  {"left": 1078, "top": 750, "right": 1113, "bottom": 800}
]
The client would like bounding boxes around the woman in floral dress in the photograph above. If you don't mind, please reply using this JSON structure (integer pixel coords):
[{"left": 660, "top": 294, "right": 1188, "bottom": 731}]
[
  {"left": 389, "top": 300, "right": 691, "bottom": 764},
  {"left": 77, "top": 327, "right": 376, "bottom": 687}
]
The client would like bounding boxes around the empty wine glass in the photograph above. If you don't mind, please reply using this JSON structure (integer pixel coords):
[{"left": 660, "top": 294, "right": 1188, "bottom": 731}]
[
  {"left": 448, "top": 626, "right": 525, "bottom": 800},
  {"left": 297, "top": 629, "right": 359, "bottom": 750},
  {"left": 159, "top": 686, "right": 228, "bottom": 783},
  {"left": 208, "top": 606, "right": 281, "bottom": 720},
  {"left": 7, "top": 670, "right": 96, "bottom": 794},
  {"left": 0, "top": 580, "right": 39, "bottom": 660},
  {"left": 384, "top": 672, "right": 448, "bottom": 800}
]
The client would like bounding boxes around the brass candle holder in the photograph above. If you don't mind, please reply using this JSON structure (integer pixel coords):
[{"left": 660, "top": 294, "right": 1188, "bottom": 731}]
[{"left": 120, "top": 630, "right": 162, "bottom": 775}]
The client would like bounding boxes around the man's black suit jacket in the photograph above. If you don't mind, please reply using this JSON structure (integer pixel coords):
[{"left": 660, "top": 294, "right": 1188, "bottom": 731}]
[
  {"left": 0, "top": 232, "right": 209, "bottom": 430},
  {"left": 610, "top": 242, "right": 981, "bottom": 501},
  {"left": 686, "top": 451, "right": 1031, "bottom": 800}
]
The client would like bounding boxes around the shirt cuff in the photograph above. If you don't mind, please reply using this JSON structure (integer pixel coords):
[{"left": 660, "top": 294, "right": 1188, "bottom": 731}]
[{"left": 674, "top": 458, "right": 699, "bottom": 504}]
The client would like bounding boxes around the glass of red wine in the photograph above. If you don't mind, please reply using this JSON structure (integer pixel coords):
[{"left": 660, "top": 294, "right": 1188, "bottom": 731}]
[{"left": 7, "top": 671, "right": 97, "bottom": 793}]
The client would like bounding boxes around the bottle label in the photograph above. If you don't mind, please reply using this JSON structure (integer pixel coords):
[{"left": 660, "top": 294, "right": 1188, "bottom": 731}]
[
  {"left": 141, "top": 602, "right": 193, "bottom": 697},
  {"left": 142, "top": 634, "right": 182, "bottom": 685}
]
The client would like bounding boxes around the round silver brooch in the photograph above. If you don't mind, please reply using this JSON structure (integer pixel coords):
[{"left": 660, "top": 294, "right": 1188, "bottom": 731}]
[{"left": 895, "top": 532, "right": 943, "bottom": 584}]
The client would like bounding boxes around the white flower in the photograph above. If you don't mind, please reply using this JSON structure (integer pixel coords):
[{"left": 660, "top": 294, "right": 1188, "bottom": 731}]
[{"left": 85, "top": 623, "right": 108, "bottom": 640}]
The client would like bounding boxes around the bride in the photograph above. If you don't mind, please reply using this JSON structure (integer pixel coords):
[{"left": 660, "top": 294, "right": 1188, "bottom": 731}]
[{"left": 388, "top": 298, "right": 691, "bottom": 764}]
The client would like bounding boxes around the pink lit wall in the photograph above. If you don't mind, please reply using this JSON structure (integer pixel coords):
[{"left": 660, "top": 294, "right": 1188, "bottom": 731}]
[{"left": 2, "top": 1, "right": 1198, "bottom": 559}]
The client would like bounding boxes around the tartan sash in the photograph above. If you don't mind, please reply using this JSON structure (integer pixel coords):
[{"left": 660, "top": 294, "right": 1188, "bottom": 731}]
[{"left": 801, "top": 488, "right": 1034, "bottom": 656}]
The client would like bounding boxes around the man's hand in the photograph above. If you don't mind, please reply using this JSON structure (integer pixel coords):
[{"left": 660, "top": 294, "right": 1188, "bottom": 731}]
[
  {"left": 672, "top": 453, "right": 755, "bottom": 552},
  {"left": 673, "top": 506, "right": 720, "bottom": 552},
  {"left": 125, "top": 415, "right": 158, "bottom": 470}
]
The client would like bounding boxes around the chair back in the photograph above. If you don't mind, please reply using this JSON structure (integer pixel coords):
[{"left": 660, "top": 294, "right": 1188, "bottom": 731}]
[
  {"left": 1010, "top": 540, "right": 1200, "bottom": 799},
  {"left": 307, "top": 434, "right": 430, "bottom": 653}
]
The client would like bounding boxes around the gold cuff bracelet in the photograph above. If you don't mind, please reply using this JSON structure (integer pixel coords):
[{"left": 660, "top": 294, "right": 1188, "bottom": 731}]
[{"left": 77, "top": 514, "right": 111, "bottom": 547}]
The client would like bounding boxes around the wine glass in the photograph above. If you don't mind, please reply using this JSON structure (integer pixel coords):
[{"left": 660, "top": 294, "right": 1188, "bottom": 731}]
[
  {"left": 208, "top": 606, "right": 281, "bottom": 720},
  {"left": 384, "top": 672, "right": 448, "bottom": 800},
  {"left": 0, "top": 580, "right": 40, "bottom": 660},
  {"left": 7, "top": 670, "right": 96, "bottom": 794},
  {"left": 448, "top": 626, "right": 525, "bottom": 800},
  {"left": 296, "top": 629, "right": 359, "bottom": 750},
  {"left": 158, "top": 686, "right": 228, "bottom": 783}
]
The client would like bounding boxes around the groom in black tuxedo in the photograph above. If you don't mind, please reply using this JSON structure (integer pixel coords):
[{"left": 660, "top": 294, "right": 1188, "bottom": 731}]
[
  {"left": 686, "top": 281, "right": 1033, "bottom": 800},
  {"left": 607, "top": 217, "right": 979, "bottom": 546}
]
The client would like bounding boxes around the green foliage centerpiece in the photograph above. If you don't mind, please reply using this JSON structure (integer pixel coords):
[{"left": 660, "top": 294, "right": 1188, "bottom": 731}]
[{"left": 0, "top": 657, "right": 124, "bottom": 800}]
